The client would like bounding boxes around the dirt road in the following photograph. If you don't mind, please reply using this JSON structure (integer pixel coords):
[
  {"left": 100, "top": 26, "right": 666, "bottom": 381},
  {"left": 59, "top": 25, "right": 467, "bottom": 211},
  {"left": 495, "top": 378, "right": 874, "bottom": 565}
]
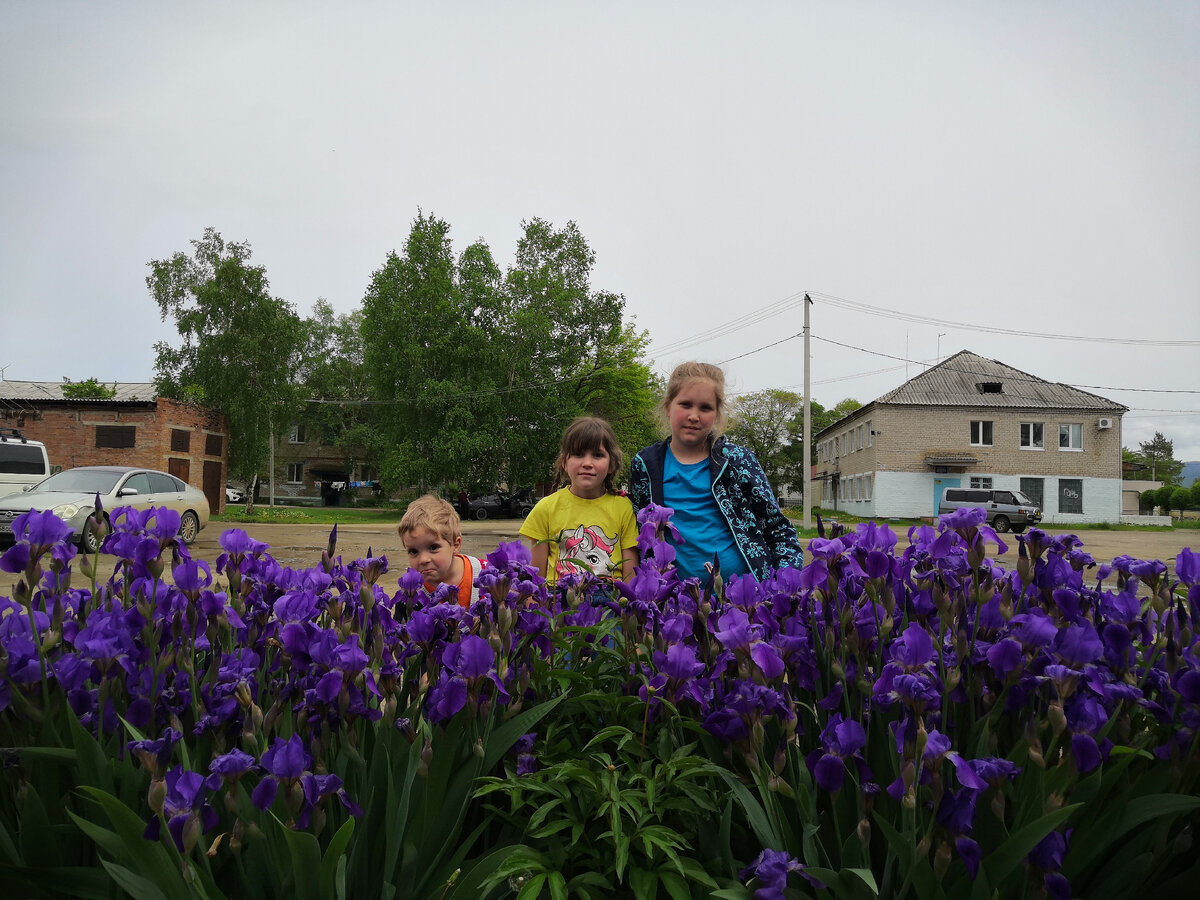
[{"left": 2, "top": 518, "right": 1193, "bottom": 599}]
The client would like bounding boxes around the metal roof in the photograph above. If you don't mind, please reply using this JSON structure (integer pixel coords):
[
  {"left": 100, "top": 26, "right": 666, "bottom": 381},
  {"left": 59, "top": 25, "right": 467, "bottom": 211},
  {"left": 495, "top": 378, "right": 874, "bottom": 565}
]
[
  {"left": 0, "top": 380, "right": 157, "bottom": 403},
  {"left": 874, "top": 351, "right": 1128, "bottom": 411}
]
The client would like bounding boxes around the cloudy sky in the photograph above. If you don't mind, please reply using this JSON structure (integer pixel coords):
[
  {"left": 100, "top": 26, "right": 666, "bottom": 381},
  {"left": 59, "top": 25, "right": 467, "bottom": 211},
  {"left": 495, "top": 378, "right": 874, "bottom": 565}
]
[{"left": 2, "top": 1, "right": 1198, "bottom": 457}]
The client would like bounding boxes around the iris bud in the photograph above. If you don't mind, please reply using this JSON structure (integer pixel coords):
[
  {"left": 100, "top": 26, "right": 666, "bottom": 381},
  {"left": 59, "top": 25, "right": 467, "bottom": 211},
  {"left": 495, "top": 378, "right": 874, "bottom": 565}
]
[
  {"left": 857, "top": 818, "right": 871, "bottom": 847},
  {"left": 148, "top": 777, "right": 167, "bottom": 814},
  {"left": 1048, "top": 702, "right": 1067, "bottom": 738},
  {"left": 933, "top": 840, "right": 953, "bottom": 880}
]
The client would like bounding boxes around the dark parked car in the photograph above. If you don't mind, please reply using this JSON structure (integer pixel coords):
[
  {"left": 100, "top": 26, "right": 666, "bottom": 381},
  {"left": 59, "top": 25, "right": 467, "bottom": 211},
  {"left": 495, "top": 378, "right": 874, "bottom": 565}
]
[{"left": 466, "top": 489, "right": 536, "bottom": 520}]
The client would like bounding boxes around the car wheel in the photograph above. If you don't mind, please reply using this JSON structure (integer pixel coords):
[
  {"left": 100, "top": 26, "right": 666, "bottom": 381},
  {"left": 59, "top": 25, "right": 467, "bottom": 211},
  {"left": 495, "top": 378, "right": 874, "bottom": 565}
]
[
  {"left": 474, "top": 507, "right": 489, "bottom": 520},
  {"left": 518, "top": 505, "right": 533, "bottom": 519},
  {"left": 179, "top": 511, "right": 201, "bottom": 544},
  {"left": 81, "top": 517, "right": 105, "bottom": 554},
  {"left": 1011, "top": 525, "right": 1026, "bottom": 534},
  {"left": 992, "top": 515, "right": 1010, "bottom": 533}
]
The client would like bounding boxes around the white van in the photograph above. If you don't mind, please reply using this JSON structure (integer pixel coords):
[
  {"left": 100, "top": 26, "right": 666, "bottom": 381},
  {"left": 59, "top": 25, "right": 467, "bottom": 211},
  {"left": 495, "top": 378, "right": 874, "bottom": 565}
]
[
  {"left": 938, "top": 487, "right": 1042, "bottom": 534},
  {"left": 0, "top": 433, "right": 51, "bottom": 498}
]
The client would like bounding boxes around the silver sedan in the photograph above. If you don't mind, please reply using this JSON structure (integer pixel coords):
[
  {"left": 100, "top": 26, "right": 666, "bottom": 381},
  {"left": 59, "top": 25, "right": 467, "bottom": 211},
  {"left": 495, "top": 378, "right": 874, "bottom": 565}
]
[{"left": 0, "top": 465, "right": 211, "bottom": 552}]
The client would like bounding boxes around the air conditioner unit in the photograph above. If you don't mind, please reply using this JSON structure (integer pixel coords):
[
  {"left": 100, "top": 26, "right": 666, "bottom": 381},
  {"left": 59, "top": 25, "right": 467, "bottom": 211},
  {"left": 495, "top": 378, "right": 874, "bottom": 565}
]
[{"left": 1097, "top": 417, "right": 1113, "bottom": 430}]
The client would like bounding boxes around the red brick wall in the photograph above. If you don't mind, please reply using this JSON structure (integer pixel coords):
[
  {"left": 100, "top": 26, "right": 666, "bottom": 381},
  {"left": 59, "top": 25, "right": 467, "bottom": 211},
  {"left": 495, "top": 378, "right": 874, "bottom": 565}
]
[{"left": 5, "top": 399, "right": 228, "bottom": 508}]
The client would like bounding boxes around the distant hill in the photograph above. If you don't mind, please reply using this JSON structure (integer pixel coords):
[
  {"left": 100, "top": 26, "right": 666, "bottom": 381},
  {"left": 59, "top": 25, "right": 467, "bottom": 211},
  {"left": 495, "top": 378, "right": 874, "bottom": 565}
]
[{"left": 1184, "top": 461, "right": 1200, "bottom": 487}]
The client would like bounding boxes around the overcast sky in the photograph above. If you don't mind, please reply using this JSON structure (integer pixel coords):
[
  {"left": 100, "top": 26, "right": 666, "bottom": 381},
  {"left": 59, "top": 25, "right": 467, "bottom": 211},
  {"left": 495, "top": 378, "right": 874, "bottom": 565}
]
[{"left": 2, "top": 1, "right": 1198, "bottom": 458}]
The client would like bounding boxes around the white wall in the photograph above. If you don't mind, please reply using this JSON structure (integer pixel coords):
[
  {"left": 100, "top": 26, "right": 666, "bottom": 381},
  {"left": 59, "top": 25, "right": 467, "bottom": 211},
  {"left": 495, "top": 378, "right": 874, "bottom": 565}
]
[{"left": 871, "top": 470, "right": 1123, "bottom": 523}]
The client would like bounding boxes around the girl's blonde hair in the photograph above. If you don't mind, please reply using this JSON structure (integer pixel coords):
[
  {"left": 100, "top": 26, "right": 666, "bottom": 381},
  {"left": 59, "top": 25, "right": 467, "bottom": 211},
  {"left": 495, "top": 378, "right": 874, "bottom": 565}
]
[
  {"left": 663, "top": 361, "right": 728, "bottom": 439},
  {"left": 554, "top": 416, "right": 623, "bottom": 493}
]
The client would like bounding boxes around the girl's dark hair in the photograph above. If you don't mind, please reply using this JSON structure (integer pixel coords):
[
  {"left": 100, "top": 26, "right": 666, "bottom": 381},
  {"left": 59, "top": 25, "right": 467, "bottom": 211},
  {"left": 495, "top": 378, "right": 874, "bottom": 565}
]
[{"left": 554, "top": 416, "right": 623, "bottom": 493}]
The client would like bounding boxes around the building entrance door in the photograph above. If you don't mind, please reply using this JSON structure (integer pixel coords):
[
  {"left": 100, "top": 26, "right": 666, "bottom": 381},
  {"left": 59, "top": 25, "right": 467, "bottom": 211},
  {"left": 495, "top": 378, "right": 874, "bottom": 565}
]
[{"left": 933, "top": 477, "right": 960, "bottom": 518}]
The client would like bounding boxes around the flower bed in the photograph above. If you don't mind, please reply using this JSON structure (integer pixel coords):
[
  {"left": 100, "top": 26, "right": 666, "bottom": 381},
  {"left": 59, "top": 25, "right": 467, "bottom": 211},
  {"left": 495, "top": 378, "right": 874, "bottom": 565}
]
[{"left": 1, "top": 503, "right": 1198, "bottom": 899}]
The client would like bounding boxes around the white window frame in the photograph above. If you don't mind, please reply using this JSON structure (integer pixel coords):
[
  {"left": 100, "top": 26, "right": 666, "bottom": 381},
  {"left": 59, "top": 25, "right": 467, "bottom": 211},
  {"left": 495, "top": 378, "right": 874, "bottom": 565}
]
[
  {"left": 288, "top": 423, "right": 306, "bottom": 444},
  {"left": 1059, "top": 423, "right": 1083, "bottom": 451},
  {"left": 1020, "top": 422, "right": 1045, "bottom": 450},
  {"left": 865, "top": 420, "right": 873, "bottom": 447},
  {"left": 864, "top": 473, "right": 873, "bottom": 500},
  {"left": 970, "top": 476, "right": 994, "bottom": 489},
  {"left": 286, "top": 462, "right": 304, "bottom": 484},
  {"left": 970, "top": 420, "right": 994, "bottom": 447}
]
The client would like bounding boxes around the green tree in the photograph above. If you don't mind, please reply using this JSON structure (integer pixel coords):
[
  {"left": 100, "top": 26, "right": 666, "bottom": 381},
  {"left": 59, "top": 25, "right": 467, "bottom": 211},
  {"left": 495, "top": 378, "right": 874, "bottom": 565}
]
[
  {"left": 298, "top": 299, "right": 375, "bottom": 482},
  {"left": 497, "top": 218, "right": 657, "bottom": 489},
  {"left": 360, "top": 213, "right": 504, "bottom": 492},
  {"left": 1168, "top": 486, "right": 1193, "bottom": 516},
  {"left": 727, "top": 389, "right": 803, "bottom": 493},
  {"left": 1138, "top": 432, "right": 1184, "bottom": 485},
  {"left": 61, "top": 378, "right": 116, "bottom": 400},
  {"left": 147, "top": 228, "right": 305, "bottom": 489}
]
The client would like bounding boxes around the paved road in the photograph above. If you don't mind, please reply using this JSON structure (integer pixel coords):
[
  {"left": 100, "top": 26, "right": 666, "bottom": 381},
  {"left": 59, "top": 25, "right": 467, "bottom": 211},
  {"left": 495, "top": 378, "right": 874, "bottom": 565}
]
[{"left": 2, "top": 518, "right": 1193, "bottom": 597}]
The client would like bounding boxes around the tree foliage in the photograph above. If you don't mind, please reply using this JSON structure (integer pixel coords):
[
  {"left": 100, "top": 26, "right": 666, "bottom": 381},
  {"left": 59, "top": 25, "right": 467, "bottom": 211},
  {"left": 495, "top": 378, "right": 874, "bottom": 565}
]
[
  {"left": 358, "top": 214, "right": 658, "bottom": 494},
  {"left": 61, "top": 378, "right": 116, "bottom": 400},
  {"left": 1124, "top": 433, "right": 1184, "bottom": 485},
  {"left": 727, "top": 390, "right": 803, "bottom": 493},
  {"left": 147, "top": 228, "right": 305, "bottom": 484}
]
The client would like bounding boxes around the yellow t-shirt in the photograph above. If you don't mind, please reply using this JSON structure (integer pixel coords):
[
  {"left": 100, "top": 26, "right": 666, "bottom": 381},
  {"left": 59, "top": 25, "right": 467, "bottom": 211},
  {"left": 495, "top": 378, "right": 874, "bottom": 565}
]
[{"left": 520, "top": 488, "right": 638, "bottom": 586}]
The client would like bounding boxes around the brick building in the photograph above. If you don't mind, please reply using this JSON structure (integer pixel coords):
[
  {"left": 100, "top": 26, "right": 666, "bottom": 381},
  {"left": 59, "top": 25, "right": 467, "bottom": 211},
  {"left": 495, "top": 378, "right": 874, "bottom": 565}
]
[
  {"left": 0, "top": 380, "right": 230, "bottom": 513},
  {"left": 813, "top": 351, "right": 1128, "bottom": 525}
]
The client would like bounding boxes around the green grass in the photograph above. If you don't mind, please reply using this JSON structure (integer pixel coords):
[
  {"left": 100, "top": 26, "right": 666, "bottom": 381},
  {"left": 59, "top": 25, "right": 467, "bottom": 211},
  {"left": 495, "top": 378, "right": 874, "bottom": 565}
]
[{"left": 213, "top": 505, "right": 405, "bottom": 526}]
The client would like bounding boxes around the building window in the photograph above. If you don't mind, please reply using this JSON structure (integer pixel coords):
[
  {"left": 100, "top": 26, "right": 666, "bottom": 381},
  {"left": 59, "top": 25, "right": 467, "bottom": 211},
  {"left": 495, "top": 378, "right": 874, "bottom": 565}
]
[
  {"left": 1020, "top": 422, "right": 1044, "bottom": 449},
  {"left": 1058, "top": 478, "right": 1083, "bottom": 514},
  {"left": 286, "top": 462, "right": 304, "bottom": 484},
  {"left": 1059, "top": 423, "right": 1082, "bottom": 450},
  {"left": 1020, "top": 477, "right": 1044, "bottom": 510},
  {"left": 970, "top": 420, "right": 993, "bottom": 446},
  {"left": 205, "top": 433, "right": 223, "bottom": 456},
  {"left": 170, "top": 429, "right": 190, "bottom": 452},
  {"left": 288, "top": 423, "right": 306, "bottom": 444},
  {"left": 96, "top": 425, "right": 136, "bottom": 449},
  {"left": 856, "top": 425, "right": 864, "bottom": 450},
  {"left": 834, "top": 436, "right": 840, "bottom": 457},
  {"left": 970, "top": 476, "right": 994, "bottom": 489},
  {"left": 865, "top": 421, "right": 873, "bottom": 447},
  {"left": 863, "top": 473, "right": 873, "bottom": 500}
]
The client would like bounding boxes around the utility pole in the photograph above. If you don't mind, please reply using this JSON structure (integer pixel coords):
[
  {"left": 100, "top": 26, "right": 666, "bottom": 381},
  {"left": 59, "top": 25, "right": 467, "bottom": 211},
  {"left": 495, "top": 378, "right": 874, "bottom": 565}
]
[{"left": 802, "top": 294, "right": 813, "bottom": 530}]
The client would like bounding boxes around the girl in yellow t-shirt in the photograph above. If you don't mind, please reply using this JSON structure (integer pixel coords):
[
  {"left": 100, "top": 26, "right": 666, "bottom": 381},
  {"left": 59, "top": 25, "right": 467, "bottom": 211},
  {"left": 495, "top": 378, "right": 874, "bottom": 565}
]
[{"left": 521, "top": 417, "right": 639, "bottom": 588}]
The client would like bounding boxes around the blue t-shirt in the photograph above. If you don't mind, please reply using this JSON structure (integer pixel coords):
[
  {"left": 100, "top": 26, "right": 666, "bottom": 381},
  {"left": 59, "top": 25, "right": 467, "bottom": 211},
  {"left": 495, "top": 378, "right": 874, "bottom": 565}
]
[{"left": 663, "top": 449, "right": 748, "bottom": 581}]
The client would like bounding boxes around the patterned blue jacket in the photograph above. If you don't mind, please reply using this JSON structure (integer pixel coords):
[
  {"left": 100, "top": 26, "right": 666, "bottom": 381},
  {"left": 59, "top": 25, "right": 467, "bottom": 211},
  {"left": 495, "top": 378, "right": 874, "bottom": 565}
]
[{"left": 628, "top": 436, "right": 805, "bottom": 581}]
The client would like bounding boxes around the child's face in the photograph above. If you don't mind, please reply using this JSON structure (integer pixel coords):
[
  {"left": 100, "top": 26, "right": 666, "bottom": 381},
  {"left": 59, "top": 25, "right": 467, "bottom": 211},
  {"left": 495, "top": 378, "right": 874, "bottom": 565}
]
[
  {"left": 564, "top": 447, "right": 612, "bottom": 499},
  {"left": 667, "top": 379, "right": 719, "bottom": 453},
  {"left": 402, "top": 526, "right": 461, "bottom": 584}
]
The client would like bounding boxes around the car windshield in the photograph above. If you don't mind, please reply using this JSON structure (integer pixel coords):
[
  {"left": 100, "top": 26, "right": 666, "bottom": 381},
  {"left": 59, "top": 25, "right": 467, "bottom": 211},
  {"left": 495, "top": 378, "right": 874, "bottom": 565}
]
[
  {"left": 34, "top": 470, "right": 123, "bottom": 494},
  {"left": 1013, "top": 490, "right": 1037, "bottom": 507}
]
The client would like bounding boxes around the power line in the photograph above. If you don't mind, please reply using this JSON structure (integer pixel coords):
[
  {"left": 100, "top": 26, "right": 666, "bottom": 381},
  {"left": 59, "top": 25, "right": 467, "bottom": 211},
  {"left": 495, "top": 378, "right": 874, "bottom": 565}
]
[
  {"left": 810, "top": 334, "right": 1200, "bottom": 395},
  {"left": 808, "top": 290, "right": 1200, "bottom": 348}
]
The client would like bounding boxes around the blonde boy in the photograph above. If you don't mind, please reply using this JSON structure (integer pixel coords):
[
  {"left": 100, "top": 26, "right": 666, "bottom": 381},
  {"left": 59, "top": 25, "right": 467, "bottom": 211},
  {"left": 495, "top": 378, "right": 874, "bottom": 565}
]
[{"left": 398, "top": 495, "right": 484, "bottom": 607}]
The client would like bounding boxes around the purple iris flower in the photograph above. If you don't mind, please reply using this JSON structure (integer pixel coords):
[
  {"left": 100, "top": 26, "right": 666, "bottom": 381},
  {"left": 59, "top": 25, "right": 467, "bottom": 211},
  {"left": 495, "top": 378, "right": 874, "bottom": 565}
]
[
  {"left": 1176, "top": 547, "right": 1198, "bottom": 585},
  {"left": 513, "top": 733, "right": 538, "bottom": 776},
  {"left": 808, "top": 714, "right": 866, "bottom": 793},
  {"left": 128, "top": 728, "right": 183, "bottom": 776},
  {"left": 714, "top": 608, "right": 754, "bottom": 648},
  {"left": 636, "top": 503, "right": 682, "bottom": 543},
  {"left": 252, "top": 734, "right": 311, "bottom": 811},
  {"left": 157, "top": 766, "right": 219, "bottom": 853},
  {"left": 1053, "top": 622, "right": 1103, "bottom": 665},
  {"left": 986, "top": 638, "right": 1023, "bottom": 676},
  {"left": 209, "top": 748, "right": 256, "bottom": 782},
  {"left": 11, "top": 508, "right": 76, "bottom": 554},
  {"left": 739, "top": 848, "right": 823, "bottom": 898},
  {"left": 443, "top": 635, "right": 495, "bottom": 679},
  {"left": 427, "top": 677, "right": 468, "bottom": 722},
  {"left": 662, "top": 642, "right": 705, "bottom": 681}
]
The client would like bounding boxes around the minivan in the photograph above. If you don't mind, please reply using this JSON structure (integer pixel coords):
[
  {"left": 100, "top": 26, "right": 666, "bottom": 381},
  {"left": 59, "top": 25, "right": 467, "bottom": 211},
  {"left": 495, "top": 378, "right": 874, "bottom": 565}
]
[
  {"left": 0, "top": 432, "right": 51, "bottom": 499},
  {"left": 938, "top": 487, "right": 1042, "bottom": 533}
]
